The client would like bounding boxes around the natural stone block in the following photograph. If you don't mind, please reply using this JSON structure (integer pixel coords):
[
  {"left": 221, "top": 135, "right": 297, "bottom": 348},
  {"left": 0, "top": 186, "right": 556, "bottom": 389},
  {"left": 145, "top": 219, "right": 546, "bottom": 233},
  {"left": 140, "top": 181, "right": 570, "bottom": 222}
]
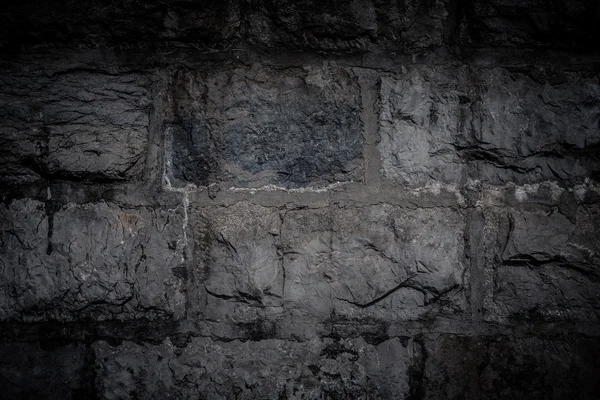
[
  {"left": 191, "top": 203, "right": 466, "bottom": 322},
  {"left": 0, "top": 199, "right": 186, "bottom": 321},
  {"left": 419, "top": 334, "right": 600, "bottom": 400},
  {"left": 165, "top": 63, "right": 364, "bottom": 188},
  {"left": 0, "top": 0, "right": 241, "bottom": 50},
  {"left": 0, "top": 69, "right": 151, "bottom": 184},
  {"left": 379, "top": 65, "right": 600, "bottom": 186},
  {"left": 476, "top": 203, "right": 600, "bottom": 323},
  {"left": 0, "top": 342, "right": 86, "bottom": 399},
  {"left": 473, "top": 68, "right": 600, "bottom": 184},
  {"left": 282, "top": 205, "right": 467, "bottom": 319},
  {"left": 190, "top": 202, "right": 283, "bottom": 321},
  {"left": 93, "top": 336, "right": 417, "bottom": 399},
  {"left": 471, "top": 0, "right": 600, "bottom": 49},
  {"left": 246, "top": 0, "right": 451, "bottom": 53},
  {"left": 378, "top": 66, "right": 471, "bottom": 185}
]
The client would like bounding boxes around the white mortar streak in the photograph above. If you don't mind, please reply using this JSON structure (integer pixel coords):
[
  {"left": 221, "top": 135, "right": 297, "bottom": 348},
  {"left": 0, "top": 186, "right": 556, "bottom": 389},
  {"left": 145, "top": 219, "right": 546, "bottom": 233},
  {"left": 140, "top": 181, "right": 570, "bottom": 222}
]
[
  {"left": 180, "top": 191, "right": 190, "bottom": 262},
  {"left": 227, "top": 181, "right": 352, "bottom": 194},
  {"left": 164, "top": 172, "right": 197, "bottom": 262}
]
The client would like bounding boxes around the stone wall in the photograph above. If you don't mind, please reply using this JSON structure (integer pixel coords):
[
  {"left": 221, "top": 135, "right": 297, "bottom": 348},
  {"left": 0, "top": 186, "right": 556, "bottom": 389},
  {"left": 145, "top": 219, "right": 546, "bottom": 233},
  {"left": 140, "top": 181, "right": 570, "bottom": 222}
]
[{"left": 0, "top": 1, "right": 599, "bottom": 399}]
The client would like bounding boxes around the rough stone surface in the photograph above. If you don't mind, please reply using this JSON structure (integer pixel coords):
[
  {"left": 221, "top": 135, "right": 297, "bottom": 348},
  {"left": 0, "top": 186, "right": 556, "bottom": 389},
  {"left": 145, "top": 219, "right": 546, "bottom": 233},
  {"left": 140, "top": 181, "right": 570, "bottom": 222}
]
[
  {"left": 93, "top": 336, "right": 416, "bottom": 400},
  {"left": 281, "top": 205, "right": 466, "bottom": 319},
  {"left": 419, "top": 334, "right": 600, "bottom": 400},
  {"left": 379, "top": 66, "right": 600, "bottom": 185},
  {"left": 190, "top": 203, "right": 466, "bottom": 323},
  {"left": 472, "top": 68, "right": 600, "bottom": 184},
  {"left": 0, "top": 0, "right": 599, "bottom": 398},
  {"left": 246, "top": 0, "right": 452, "bottom": 53},
  {"left": 0, "top": 68, "right": 151, "bottom": 184},
  {"left": 0, "top": 342, "right": 87, "bottom": 399},
  {"left": 378, "top": 65, "right": 471, "bottom": 185},
  {"left": 0, "top": 199, "right": 186, "bottom": 321},
  {"left": 0, "top": 0, "right": 241, "bottom": 51},
  {"left": 165, "top": 63, "right": 364, "bottom": 188},
  {"left": 474, "top": 201, "right": 600, "bottom": 323},
  {"left": 470, "top": 0, "right": 600, "bottom": 49}
]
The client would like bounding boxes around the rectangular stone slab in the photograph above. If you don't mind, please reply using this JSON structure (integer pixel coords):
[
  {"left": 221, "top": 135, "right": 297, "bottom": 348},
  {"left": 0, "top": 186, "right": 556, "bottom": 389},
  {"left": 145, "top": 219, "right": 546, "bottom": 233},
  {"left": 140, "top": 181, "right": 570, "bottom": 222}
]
[
  {"left": 0, "top": 342, "right": 86, "bottom": 399},
  {"left": 93, "top": 335, "right": 417, "bottom": 399},
  {"left": 0, "top": 199, "right": 186, "bottom": 321},
  {"left": 165, "top": 63, "right": 364, "bottom": 189},
  {"left": 419, "top": 334, "right": 600, "bottom": 399},
  {"left": 378, "top": 65, "right": 471, "bottom": 185},
  {"left": 475, "top": 203, "right": 600, "bottom": 323},
  {"left": 281, "top": 205, "right": 467, "bottom": 319},
  {"left": 0, "top": 69, "right": 151, "bottom": 184},
  {"left": 190, "top": 202, "right": 467, "bottom": 322}
]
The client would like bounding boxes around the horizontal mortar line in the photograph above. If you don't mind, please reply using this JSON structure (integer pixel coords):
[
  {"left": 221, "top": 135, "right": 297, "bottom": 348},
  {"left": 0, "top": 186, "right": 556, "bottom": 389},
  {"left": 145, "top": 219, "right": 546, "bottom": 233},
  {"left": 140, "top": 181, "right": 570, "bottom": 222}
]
[
  {"left": 3, "top": 190, "right": 596, "bottom": 212},
  {"left": 162, "top": 179, "right": 599, "bottom": 197},
  {"left": 3, "top": 180, "right": 597, "bottom": 208},
  {"left": 1, "top": 319, "right": 599, "bottom": 344},
  {"left": 2, "top": 48, "right": 599, "bottom": 70}
]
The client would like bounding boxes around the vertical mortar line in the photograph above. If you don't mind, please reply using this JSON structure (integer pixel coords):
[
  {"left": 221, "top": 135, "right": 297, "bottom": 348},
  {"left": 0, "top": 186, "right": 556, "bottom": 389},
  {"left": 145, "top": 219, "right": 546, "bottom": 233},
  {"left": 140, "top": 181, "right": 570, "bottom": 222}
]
[
  {"left": 159, "top": 65, "right": 196, "bottom": 264},
  {"left": 278, "top": 209, "right": 287, "bottom": 303},
  {"left": 464, "top": 58, "right": 487, "bottom": 327},
  {"left": 144, "top": 68, "right": 170, "bottom": 188},
  {"left": 181, "top": 190, "right": 190, "bottom": 263},
  {"left": 466, "top": 205, "right": 486, "bottom": 323},
  {"left": 356, "top": 69, "right": 382, "bottom": 189}
]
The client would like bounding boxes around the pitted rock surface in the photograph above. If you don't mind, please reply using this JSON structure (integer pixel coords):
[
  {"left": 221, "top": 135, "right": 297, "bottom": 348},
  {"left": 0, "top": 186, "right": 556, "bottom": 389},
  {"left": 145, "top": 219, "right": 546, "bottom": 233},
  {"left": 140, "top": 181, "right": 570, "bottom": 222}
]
[{"left": 0, "top": 0, "right": 599, "bottom": 398}]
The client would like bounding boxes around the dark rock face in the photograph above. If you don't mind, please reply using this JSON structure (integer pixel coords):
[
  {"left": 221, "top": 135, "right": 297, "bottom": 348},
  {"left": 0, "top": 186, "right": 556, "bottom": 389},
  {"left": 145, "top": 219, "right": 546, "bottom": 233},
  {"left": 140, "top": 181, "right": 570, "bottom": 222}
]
[
  {"left": 0, "top": 199, "right": 186, "bottom": 322},
  {"left": 0, "top": 342, "right": 87, "bottom": 399},
  {"left": 166, "top": 64, "right": 363, "bottom": 188},
  {"left": 93, "top": 336, "right": 415, "bottom": 399},
  {"left": 419, "top": 334, "right": 600, "bottom": 400},
  {"left": 0, "top": 0, "right": 599, "bottom": 399},
  {"left": 0, "top": 68, "right": 151, "bottom": 184},
  {"left": 378, "top": 65, "right": 600, "bottom": 185}
]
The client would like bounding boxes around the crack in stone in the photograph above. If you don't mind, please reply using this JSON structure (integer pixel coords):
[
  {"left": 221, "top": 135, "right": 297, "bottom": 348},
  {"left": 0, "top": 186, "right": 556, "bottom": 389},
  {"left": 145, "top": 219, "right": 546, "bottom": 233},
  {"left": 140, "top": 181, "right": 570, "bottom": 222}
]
[{"left": 335, "top": 275, "right": 423, "bottom": 309}]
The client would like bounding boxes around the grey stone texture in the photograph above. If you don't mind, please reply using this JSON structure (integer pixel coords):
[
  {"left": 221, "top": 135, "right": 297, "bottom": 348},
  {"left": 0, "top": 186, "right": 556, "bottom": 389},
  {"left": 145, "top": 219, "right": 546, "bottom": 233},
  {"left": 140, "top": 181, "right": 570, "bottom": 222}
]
[
  {"left": 0, "top": 0, "right": 599, "bottom": 398},
  {"left": 379, "top": 66, "right": 600, "bottom": 185},
  {"left": 165, "top": 63, "right": 363, "bottom": 188},
  {"left": 471, "top": 0, "right": 600, "bottom": 49},
  {"left": 0, "top": 67, "right": 152, "bottom": 184},
  {"left": 0, "top": 198, "right": 186, "bottom": 321},
  {"left": 0, "top": 342, "right": 88, "bottom": 399},
  {"left": 474, "top": 200, "right": 600, "bottom": 323},
  {"left": 378, "top": 65, "right": 471, "bottom": 185},
  {"left": 190, "top": 203, "right": 466, "bottom": 323},
  {"left": 418, "top": 334, "right": 600, "bottom": 400},
  {"left": 93, "top": 336, "right": 416, "bottom": 399}
]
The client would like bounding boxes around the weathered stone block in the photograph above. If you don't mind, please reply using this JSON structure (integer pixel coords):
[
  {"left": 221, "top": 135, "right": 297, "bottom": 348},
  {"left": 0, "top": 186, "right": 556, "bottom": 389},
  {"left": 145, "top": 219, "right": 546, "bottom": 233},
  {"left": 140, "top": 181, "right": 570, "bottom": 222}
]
[
  {"left": 191, "top": 203, "right": 466, "bottom": 322},
  {"left": 476, "top": 203, "right": 600, "bottom": 323},
  {"left": 0, "top": 69, "right": 151, "bottom": 184},
  {"left": 419, "top": 334, "right": 600, "bottom": 400},
  {"left": 246, "top": 0, "right": 451, "bottom": 53},
  {"left": 379, "top": 66, "right": 600, "bottom": 186},
  {"left": 190, "top": 202, "right": 283, "bottom": 321},
  {"left": 378, "top": 66, "right": 471, "bottom": 185},
  {"left": 165, "top": 63, "right": 364, "bottom": 188},
  {"left": 0, "top": 342, "right": 87, "bottom": 399},
  {"left": 282, "top": 205, "right": 467, "bottom": 319},
  {"left": 0, "top": 0, "right": 241, "bottom": 50},
  {"left": 471, "top": 0, "right": 600, "bottom": 49},
  {"left": 0, "top": 199, "right": 186, "bottom": 321},
  {"left": 93, "top": 336, "right": 417, "bottom": 399},
  {"left": 473, "top": 68, "right": 600, "bottom": 184}
]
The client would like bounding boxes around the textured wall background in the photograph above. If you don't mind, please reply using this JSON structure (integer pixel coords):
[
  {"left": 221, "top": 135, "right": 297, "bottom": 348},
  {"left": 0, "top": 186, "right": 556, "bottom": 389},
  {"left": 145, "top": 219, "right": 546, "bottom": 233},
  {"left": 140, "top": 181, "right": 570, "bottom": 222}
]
[{"left": 1, "top": 0, "right": 599, "bottom": 399}]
